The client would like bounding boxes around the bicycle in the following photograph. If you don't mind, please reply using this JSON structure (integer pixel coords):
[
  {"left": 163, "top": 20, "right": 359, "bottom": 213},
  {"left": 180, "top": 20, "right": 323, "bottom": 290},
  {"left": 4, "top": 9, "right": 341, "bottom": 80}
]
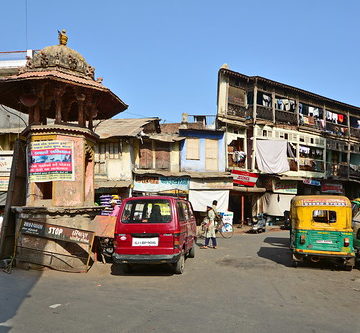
[{"left": 197, "top": 217, "right": 234, "bottom": 239}]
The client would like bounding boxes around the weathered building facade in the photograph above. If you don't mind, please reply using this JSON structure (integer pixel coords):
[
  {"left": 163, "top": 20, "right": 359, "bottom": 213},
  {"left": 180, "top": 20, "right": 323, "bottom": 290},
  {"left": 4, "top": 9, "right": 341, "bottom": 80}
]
[{"left": 217, "top": 65, "right": 360, "bottom": 223}]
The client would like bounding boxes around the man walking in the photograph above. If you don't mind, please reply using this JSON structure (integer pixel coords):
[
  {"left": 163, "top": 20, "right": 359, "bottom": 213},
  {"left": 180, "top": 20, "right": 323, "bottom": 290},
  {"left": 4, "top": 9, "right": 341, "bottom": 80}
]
[{"left": 201, "top": 205, "right": 217, "bottom": 249}]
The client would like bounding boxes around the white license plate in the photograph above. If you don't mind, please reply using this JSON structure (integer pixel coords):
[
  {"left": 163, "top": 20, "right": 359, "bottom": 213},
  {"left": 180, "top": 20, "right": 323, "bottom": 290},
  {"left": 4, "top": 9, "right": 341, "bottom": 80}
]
[
  {"left": 316, "top": 240, "right": 333, "bottom": 244},
  {"left": 132, "top": 237, "right": 159, "bottom": 246}
]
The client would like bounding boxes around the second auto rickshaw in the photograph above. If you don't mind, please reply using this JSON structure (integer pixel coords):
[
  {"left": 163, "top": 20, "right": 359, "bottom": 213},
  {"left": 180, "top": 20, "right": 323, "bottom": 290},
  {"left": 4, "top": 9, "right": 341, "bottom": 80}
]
[{"left": 290, "top": 195, "right": 355, "bottom": 270}]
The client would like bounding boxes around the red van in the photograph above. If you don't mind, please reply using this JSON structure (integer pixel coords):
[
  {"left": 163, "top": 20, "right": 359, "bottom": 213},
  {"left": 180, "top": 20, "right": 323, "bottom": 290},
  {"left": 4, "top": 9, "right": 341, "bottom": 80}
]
[{"left": 113, "top": 196, "right": 197, "bottom": 274}]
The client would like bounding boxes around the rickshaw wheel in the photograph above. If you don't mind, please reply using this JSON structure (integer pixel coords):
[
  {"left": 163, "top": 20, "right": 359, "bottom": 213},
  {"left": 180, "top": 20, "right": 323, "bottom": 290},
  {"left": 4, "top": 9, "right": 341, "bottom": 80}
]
[
  {"left": 344, "top": 264, "right": 353, "bottom": 271},
  {"left": 292, "top": 260, "right": 298, "bottom": 268}
]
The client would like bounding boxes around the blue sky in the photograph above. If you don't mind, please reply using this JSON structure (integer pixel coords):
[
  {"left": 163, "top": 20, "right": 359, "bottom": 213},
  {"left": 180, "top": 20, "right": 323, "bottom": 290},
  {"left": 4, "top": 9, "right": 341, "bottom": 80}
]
[{"left": 1, "top": 1, "right": 360, "bottom": 123}]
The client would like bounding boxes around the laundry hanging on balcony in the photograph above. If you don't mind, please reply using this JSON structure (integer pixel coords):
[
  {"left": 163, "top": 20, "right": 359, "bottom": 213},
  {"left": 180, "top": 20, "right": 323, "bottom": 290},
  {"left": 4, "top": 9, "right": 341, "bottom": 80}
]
[{"left": 256, "top": 140, "right": 290, "bottom": 174}]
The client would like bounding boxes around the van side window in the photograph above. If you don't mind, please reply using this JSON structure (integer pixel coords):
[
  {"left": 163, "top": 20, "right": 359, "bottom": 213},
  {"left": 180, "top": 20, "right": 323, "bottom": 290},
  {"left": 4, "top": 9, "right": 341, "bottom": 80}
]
[
  {"left": 182, "top": 202, "right": 190, "bottom": 220},
  {"left": 312, "top": 210, "right": 337, "bottom": 223},
  {"left": 177, "top": 202, "right": 185, "bottom": 221}
]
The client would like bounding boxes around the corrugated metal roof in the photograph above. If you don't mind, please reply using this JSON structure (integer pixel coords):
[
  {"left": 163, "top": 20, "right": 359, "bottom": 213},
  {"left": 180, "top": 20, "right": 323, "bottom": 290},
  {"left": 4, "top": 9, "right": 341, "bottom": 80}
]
[
  {"left": 148, "top": 134, "right": 185, "bottom": 142},
  {"left": 94, "top": 118, "right": 159, "bottom": 139}
]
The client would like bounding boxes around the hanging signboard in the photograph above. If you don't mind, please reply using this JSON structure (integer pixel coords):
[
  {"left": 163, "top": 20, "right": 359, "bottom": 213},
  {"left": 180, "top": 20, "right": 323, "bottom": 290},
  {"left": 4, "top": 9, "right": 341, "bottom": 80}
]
[
  {"left": 321, "top": 183, "right": 344, "bottom": 194},
  {"left": 273, "top": 179, "right": 298, "bottom": 194},
  {"left": 231, "top": 170, "right": 258, "bottom": 187},
  {"left": 133, "top": 175, "right": 190, "bottom": 193},
  {"left": 28, "top": 140, "right": 74, "bottom": 182}
]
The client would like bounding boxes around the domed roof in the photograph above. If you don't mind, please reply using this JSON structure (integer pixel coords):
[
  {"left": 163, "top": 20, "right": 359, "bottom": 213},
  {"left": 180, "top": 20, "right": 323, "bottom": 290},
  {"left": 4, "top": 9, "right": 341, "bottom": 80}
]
[{"left": 20, "top": 31, "right": 96, "bottom": 80}]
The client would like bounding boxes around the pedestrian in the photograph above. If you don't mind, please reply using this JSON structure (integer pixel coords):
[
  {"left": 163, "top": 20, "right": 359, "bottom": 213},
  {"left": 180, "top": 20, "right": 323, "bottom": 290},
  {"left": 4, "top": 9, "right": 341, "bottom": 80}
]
[
  {"left": 110, "top": 200, "right": 121, "bottom": 217},
  {"left": 201, "top": 205, "right": 217, "bottom": 249}
]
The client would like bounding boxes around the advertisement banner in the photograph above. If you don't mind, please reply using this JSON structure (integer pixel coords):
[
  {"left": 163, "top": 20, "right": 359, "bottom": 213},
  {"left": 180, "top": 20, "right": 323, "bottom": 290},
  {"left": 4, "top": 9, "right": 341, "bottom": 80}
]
[
  {"left": 0, "top": 176, "right": 10, "bottom": 191},
  {"left": 303, "top": 179, "right": 321, "bottom": 186},
  {"left": 273, "top": 179, "right": 298, "bottom": 194},
  {"left": 28, "top": 141, "right": 74, "bottom": 182},
  {"left": 231, "top": 170, "right": 258, "bottom": 187},
  {"left": 133, "top": 175, "right": 189, "bottom": 193},
  {"left": 0, "top": 155, "right": 13, "bottom": 173}
]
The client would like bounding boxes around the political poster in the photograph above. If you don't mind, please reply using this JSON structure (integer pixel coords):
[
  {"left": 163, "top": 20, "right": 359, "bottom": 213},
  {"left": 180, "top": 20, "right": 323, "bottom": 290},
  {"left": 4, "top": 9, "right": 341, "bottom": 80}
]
[{"left": 28, "top": 141, "right": 74, "bottom": 182}]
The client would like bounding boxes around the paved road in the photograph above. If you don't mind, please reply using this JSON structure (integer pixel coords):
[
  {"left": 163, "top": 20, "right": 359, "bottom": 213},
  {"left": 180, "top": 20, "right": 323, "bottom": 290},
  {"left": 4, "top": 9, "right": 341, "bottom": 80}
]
[{"left": 0, "top": 231, "right": 360, "bottom": 333}]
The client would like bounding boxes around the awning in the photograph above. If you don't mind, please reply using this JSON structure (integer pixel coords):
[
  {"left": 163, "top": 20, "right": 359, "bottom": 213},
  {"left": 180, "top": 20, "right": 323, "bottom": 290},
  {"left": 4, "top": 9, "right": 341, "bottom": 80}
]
[
  {"left": 259, "top": 192, "right": 294, "bottom": 216},
  {"left": 148, "top": 135, "right": 185, "bottom": 142},
  {"left": 94, "top": 180, "right": 131, "bottom": 190},
  {"left": 231, "top": 186, "right": 266, "bottom": 193},
  {"left": 188, "top": 190, "right": 229, "bottom": 213}
]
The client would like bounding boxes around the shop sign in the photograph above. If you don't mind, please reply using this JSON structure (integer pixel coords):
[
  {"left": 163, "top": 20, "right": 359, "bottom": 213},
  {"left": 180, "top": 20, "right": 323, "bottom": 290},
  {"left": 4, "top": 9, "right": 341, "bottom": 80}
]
[
  {"left": 302, "top": 198, "right": 348, "bottom": 207},
  {"left": 134, "top": 175, "right": 190, "bottom": 192},
  {"left": 0, "top": 176, "right": 9, "bottom": 191},
  {"left": 21, "top": 220, "right": 94, "bottom": 245},
  {"left": 273, "top": 179, "right": 298, "bottom": 194},
  {"left": 28, "top": 140, "right": 74, "bottom": 182},
  {"left": 321, "top": 183, "right": 343, "bottom": 194},
  {"left": 303, "top": 179, "right": 321, "bottom": 186},
  {"left": 231, "top": 170, "right": 258, "bottom": 187},
  {"left": 0, "top": 155, "right": 13, "bottom": 173}
]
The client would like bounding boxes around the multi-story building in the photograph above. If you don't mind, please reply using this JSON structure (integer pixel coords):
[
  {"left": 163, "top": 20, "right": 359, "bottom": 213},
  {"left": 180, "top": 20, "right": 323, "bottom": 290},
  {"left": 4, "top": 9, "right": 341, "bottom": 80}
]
[{"left": 217, "top": 65, "right": 360, "bottom": 223}]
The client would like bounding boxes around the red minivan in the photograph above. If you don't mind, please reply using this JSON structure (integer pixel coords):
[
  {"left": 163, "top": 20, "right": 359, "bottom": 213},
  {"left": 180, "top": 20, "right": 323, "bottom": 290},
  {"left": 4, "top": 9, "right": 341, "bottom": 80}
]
[{"left": 113, "top": 196, "right": 197, "bottom": 274}]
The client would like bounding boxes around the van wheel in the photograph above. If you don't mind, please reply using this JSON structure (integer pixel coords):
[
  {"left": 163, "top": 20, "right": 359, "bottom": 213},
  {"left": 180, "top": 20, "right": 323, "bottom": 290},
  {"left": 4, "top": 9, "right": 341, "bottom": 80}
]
[
  {"left": 188, "top": 246, "right": 195, "bottom": 258},
  {"left": 173, "top": 253, "right": 185, "bottom": 274},
  {"left": 122, "top": 264, "right": 132, "bottom": 274}
]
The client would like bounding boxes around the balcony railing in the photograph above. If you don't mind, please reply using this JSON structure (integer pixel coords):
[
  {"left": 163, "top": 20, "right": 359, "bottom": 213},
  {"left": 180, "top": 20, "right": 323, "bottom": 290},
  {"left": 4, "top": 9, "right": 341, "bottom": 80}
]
[
  {"left": 349, "top": 165, "right": 360, "bottom": 179},
  {"left": 275, "top": 110, "right": 297, "bottom": 125},
  {"left": 326, "top": 162, "right": 348, "bottom": 178},
  {"left": 256, "top": 105, "right": 273, "bottom": 121},
  {"left": 299, "top": 158, "right": 324, "bottom": 172},
  {"left": 350, "top": 127, "right": 360, "bottom": 139},
  {"left": 227, "top": 103, "right": 248, "bottom": 118},
  {"left": 325, "top": 122, "right": 349, "bottom": 137}
]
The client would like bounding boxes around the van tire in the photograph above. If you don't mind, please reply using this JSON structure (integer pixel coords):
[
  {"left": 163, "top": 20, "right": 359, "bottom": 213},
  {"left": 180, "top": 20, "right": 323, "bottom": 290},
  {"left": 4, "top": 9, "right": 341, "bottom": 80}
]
[
  {"left": 122, "top": 264, "right": 132, "bottom": 274},
  {"left": 173, "top": 253, "right": 185, "bottom": 274},
  {"left": 188, "top": 246, "right": 195, "bottom": 258}
]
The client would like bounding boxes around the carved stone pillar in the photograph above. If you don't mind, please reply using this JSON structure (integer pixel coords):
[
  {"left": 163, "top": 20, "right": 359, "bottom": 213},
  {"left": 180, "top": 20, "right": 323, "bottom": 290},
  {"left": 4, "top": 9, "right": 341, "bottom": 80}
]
[{"left": 54, "top": 87, "right": 65, "bottom": 124}]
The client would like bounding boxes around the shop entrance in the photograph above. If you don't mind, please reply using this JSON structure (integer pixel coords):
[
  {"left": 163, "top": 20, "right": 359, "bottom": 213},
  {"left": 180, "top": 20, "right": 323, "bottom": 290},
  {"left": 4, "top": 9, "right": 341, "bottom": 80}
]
[{"left": 229, "top": 192, "right": 253, "bottom": 226}]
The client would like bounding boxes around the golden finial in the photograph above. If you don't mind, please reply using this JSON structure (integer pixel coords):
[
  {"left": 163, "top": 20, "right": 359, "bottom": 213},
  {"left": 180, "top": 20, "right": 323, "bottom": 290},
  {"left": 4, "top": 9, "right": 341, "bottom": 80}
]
[{"left": 58, "top": 29, "right": 68, "bottom": 46}]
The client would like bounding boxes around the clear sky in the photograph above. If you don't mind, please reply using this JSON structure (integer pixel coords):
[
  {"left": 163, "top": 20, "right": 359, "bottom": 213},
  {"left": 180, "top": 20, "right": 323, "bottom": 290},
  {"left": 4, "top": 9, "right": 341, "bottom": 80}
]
[{"left": 1, "top": 1, "right": 360, "bottom": 123}]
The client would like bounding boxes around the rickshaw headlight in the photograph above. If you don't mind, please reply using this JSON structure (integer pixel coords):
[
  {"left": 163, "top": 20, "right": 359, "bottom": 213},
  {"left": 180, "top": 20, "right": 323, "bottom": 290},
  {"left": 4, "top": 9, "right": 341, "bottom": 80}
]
[
  {"left": 300, "top": 234, "right": 306, "bottom": 244},
  {"left": 344, "top": 238, "right": 350, "bottom": 247}
]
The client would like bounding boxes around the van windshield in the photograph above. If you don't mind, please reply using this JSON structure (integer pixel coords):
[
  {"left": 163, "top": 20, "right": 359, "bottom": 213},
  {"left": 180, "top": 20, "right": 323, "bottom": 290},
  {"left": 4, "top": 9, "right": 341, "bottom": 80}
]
[{"left": 122, "top": 199, "right": 172, "bottom": 224}]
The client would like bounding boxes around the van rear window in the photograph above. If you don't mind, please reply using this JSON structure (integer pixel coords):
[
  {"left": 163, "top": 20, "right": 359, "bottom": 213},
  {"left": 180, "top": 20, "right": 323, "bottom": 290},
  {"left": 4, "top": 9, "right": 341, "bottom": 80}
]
[
  {"left": 312, "top": 210, "right": 337, "bottom": 223},
  {"left": 122, "top": 199, "right": 172, "bottom": 224}
]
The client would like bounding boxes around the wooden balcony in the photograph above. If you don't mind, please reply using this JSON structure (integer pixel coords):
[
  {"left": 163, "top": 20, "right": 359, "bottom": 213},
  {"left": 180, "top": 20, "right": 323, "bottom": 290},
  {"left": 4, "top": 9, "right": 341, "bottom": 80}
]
[
  {"left": 256, "top": 105, "right": 273, "bottom": 122},
  {"left": 325, "top": 122, "right": 349, "bottom": 137},
  {"left": 326, "top": 162, "right": 348, "bottom": 178},
  {"left": 299, "top": 159, "right": 324, "bottom": 172},
  {"left": 350, "top": 127, "right": 360, "bottom": 139},
  {"left": 275, "top": 110, "right": 297, "bottom": 125},
  {"left": 227, "top": 103, "right": 248, "bottom": 118}
]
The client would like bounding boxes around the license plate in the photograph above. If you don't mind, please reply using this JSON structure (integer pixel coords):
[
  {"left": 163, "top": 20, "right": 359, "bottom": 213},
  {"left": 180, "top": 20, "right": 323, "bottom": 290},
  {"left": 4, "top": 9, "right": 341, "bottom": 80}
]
[
  {"left": 316, "top": 240, "right": 333, "bottom": 244},
  {"left": 132, "top": 237, "right": 159, "bottom": 246}
]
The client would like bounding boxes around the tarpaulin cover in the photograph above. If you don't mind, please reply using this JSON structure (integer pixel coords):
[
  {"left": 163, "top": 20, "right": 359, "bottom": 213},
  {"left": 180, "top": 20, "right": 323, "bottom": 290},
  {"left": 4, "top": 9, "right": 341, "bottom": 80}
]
[
  {"left": 256, "top": 140, "right": 290, "bottom": 174},
  {"left": 188, "top": 190, "right": 229, "bottom": 213},
  {"left": 259, "top": 192, "right": 295, "bottom": 216}
]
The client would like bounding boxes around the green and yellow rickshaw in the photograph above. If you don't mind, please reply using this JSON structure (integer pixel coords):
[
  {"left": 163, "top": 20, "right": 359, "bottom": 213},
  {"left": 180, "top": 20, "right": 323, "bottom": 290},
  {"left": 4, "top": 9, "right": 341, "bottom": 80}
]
[{"left": 290, "top": 195, "right": 355, "bottom": 270}]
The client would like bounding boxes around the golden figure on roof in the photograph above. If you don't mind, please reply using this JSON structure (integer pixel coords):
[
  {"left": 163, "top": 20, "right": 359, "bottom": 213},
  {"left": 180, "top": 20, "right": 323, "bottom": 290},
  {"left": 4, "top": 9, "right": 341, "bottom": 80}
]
[{"left": 58, "top": 29, "right": 68, "bottom": 46}]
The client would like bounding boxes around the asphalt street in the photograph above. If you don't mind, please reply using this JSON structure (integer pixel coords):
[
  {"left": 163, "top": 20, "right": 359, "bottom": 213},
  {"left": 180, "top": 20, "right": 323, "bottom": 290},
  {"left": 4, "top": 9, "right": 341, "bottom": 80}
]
[{"left": 0, "top": 230, "right": 360, "bottom": 333}]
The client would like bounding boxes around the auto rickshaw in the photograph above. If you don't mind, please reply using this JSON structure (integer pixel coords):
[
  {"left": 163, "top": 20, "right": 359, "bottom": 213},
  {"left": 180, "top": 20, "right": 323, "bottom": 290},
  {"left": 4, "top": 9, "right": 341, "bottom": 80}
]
[
  {"left": 290, "top": 195, "right": 355, "bottom": 270},
  {"left": 351, "top": 198, "right": 360, "bottom": 266}
]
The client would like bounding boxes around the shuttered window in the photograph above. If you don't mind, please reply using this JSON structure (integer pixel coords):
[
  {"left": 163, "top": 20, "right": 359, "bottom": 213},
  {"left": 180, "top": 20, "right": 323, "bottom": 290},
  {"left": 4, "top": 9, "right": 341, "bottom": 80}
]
[
  {"left": 186, "top": 138, "right": 200, "bottom": 160},
  {"left": 139, "top": 140, "right": 153, "bottom": 169},
  {"left": 155, "top": 142, "right": 170, "bottom": 170},
  {"left": 205, "top": 139, "right": 218, "bottom": 171}
]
